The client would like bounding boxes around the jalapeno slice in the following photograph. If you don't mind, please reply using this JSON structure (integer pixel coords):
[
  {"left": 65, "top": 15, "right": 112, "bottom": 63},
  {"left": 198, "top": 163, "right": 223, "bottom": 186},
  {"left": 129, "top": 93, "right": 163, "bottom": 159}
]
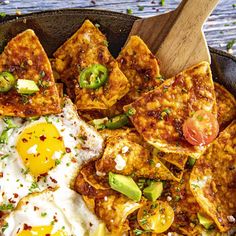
[
  {"left": 105, "top": 114, "right": 129, "bottom": 130},
  {"left": 0, "top": 72, "right": 16, "bottom": 92},
  {"left": 79, "top": 64, "right": 108, "bottom": 89},
  {"left": 91, "top": 114, "right": 129, "bottom": 130}
]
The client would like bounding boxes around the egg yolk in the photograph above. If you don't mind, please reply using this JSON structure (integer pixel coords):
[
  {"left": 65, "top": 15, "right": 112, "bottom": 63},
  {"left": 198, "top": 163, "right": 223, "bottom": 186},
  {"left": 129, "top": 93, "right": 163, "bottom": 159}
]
[
  {"left": 16, "top": 122, "right": 65, "bottom": 177},
  {"left": 17, "top": 225, "right": 66, "bottom": 236}
]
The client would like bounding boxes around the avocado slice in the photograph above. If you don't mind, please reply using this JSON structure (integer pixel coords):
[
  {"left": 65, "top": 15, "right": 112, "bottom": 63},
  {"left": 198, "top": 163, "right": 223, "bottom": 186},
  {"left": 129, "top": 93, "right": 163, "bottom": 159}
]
[
  {"left": 197, "top": 213, "right": 214, "bottom": 229},
  {"left": 143, "top": 181, "right": 163, "bottom": 201},
  {"left": 109, "top": 172, "right": 141, "bottom": 202},
  {"left": 16, "top": 79, "right": 39, "bottom": 94}
]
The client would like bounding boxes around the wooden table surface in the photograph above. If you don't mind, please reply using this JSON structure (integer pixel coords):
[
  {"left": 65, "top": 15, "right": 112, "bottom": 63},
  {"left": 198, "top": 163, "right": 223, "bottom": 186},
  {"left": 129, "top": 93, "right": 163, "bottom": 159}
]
[{"left": 0, "top": 0, "right": 236, "bottom": 55}]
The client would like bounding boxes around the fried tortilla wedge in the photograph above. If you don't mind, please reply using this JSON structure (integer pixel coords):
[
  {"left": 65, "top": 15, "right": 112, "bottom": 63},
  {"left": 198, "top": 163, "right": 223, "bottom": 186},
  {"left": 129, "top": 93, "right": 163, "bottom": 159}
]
[
  {"left": 124, "top": 62, "right": 217, "bottom": 158},
  {"left": 117, "top": 35, "right": 162, "bottom": 102},
  {"left": 0, "top": 29, "right": 61, "bottom": 117},
  {"left": 168, "top": 170, "right": 201, "bottom": 235},
  {"left": 214, "top": 82, "right": 236, "bottom": 131},
  {"left": 190, "top": 120, "right": 236, "bottom": 232},
  {"left": 77, "top": 35, "right": 162, "bottom": 120},
  {"left": 96, "top": 129, "right": 183, "bottom": 181},
  {"left": 74, "top": 160, "right": 143, "bottom": 235},
  {"left": 53, "top": 20, "right": 129, "bottom": 110}
]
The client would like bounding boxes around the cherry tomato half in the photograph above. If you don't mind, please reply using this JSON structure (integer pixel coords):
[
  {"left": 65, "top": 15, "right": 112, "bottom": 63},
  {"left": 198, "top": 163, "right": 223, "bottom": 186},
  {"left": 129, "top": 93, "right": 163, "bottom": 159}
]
[
  {"left": 183, "top": 110, "right": 219, "bottom": 146},
  {"left": 137, "top": 201, "right": 174, "bottom": 234}
]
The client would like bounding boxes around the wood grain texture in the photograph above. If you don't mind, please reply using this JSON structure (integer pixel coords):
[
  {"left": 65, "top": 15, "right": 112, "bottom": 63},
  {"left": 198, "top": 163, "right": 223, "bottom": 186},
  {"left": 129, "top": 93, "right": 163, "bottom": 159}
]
[{"left": 0, "top": 0, "right": 236, "bottom": 55}]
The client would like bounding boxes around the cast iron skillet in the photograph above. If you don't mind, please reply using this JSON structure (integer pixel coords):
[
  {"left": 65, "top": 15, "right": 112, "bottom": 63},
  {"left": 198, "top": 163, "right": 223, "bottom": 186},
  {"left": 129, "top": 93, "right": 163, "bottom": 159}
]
[{"left": 0, "top": 9, "right": 235, "bottom": 96}]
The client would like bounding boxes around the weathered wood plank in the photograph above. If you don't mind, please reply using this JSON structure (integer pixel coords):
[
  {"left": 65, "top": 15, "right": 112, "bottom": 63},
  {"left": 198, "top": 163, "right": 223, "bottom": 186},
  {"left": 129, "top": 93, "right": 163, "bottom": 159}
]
[{"left": 0, "top": 0, "right": 236, "bottom": 55}]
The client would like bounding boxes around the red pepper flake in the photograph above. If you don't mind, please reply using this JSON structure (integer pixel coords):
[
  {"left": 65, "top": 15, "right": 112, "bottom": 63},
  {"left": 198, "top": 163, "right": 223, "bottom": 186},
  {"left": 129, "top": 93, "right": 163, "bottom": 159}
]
[
  {"left": 34, "top": 206, "right": 39, "bottom": 211},
  {"left": 40, "top": 135, "right": 46, "bottom": 141},
  {"left": 50, "top": 177, "right": 57, "bottom": 184},
  {"left": 23, "top": 224, "right": 32, "bottom": 230},
  {"left": 8, "top": 198, "right": 16, "bottom": 204},
  {"left": 65, "top": 147, "right": 71, "bottom": 153},
  {"left": 0, "top": 172, "right": 3, "bottom": 178},
  {"left": 22, "top": 138, "right": 28, "bottom": 143},
  {"left": 71, "top": 157, "right": 77, "bottom": 163},
  {"left": 13, "top": 193, "right": 19, "bottom": 198},
  {"left": 57, "top": 136, "right": 63, "bottom": 141}
]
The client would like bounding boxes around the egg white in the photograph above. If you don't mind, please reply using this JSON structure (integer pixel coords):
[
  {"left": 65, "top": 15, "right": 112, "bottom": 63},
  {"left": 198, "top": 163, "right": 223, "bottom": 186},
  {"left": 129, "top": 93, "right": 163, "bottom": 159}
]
[
  {"left": 3, "top": 187, "right": 100, "bottom": 236},
  {"left": 0, "top": 98, "right": 103, "bottom": 210}
]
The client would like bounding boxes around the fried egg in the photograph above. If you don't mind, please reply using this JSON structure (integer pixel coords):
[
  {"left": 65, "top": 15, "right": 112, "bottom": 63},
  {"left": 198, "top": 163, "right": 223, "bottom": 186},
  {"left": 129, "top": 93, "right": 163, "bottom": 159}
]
[
  {"left": 0, "top": 98, "right": 103, "bottom": 210},
  {"left": 2, "top": 187, "right": 100, "bottom": 236}
]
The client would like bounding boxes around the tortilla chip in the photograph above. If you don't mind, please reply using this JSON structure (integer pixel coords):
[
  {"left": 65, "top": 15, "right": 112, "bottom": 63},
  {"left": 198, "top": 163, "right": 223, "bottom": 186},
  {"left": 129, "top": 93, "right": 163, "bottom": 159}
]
[
  {"left": 73, "top": 160, "right": 142, "bottom": 235},
  {"left": 190, "top": 120, "right": 236, "bottom": 232},
  {"left": 56, "top": 83, "right": 64, "bottom": 98},
  {"left": 77, "top": 36, "right": 162, "bottom": 120},
  {"left": 124, "top": 62, "right": 217, "bottom": 158},
  {"left": 96, "top": 130, "right": 183, "bottom": 181},
  {"left": 153, "top": 148, "right": 188, "bottom": 170},
  {"left": 53, "top": 20, "right": 129, "bottom": 110},
  {"left": 80, "top": 161, "right": 110, "bottom": 190},
  {"left": 0, "top": 29, "right": 61, "bottom": 117},
  {"left": 214, "top": 82, "right": 236, "bottom": 131},
  {"left": 94, "top": 194, "right": 143, "bottom": 234},
  {"left": 117, "top": 35, "right": 161, "bottom": 102},
  {"left": 167, "top": 170, "right": 201, "bottom": 234}
]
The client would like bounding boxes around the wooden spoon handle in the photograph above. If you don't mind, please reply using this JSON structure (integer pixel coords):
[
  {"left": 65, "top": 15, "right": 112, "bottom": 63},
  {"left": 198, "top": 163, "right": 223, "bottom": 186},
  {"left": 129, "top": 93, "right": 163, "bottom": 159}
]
[
  {"left": 155, "top": 0, "right": 219, "bottom": 77},
  {"left": 174, "top": 0, "right": 220, "bottom": 29}
]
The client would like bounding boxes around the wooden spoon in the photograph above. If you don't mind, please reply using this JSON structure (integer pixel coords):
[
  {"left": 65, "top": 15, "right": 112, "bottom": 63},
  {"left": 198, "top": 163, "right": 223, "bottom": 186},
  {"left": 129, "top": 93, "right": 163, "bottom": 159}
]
[{"left": 128, "top": 0, "right": 219, "bottom": 78}]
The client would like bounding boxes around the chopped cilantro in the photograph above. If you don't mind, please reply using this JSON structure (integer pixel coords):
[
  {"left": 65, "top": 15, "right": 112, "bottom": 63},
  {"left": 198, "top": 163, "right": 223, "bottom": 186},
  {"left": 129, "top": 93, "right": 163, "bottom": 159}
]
[
  {"left": 160, "top": 0, "right": 165, "bottom": 6},
  {"left": 45, "top": 116, "right": 52, "bottom": 124},
  {"left": 126, "top": 8, "right": 133, "bottom": 14},
  {"left": 126, "top": 107, "right": 136, "bottom": 116},
  {"left": 175, "top": 195, "right": 181, "bottom": 201},
  {"left": 133, "top": 229, "right": 152, "bottom": 235},
  {"left": 163, "top": 87, "right": 168, "bottom": 93},
  {"left": 0, "top": 130, "right": 8, "bottom": 144},
  {"left": 226, "top": 39, "right": 235, "bottom": 50},
  {"left": 95, "top": 23, "right": 100, "bottom": 28},
  {"left": 41, "top": 212, "right": 47, "bottom": 217},
  {"left": 21, "top": 168, "right": 29, "bottom": 175},
  {"left": 162, "top": 108, "right": 171, "bottom": 115},
  {"left": 55, "top": 159, "right": 61, "bottom": 166},
  {"left": 139, "top": 217, "right": 148, "bottom": 225},
  {"left": 1, "top": 154, "right": 9, "bottom": 160},
  {"left": 0, "top": 12, "right": 6, "bottom": 18},
  {"left": 191, "top": 183, "right": 200, "bottom": 189},
  {"left": 0, "top": 203, "right": 14, "bottom": 211},
  {"left": 187, "top": 156, "right": 196, "bottom": 167},
  {"left": 103, "top": 40, "right": 108, "bottom": 47},
  {"left": 233, "top": 3, "right": 236, "bottom": 8},
  {"left": 3, "top": 117, "right": 18, "bottom": 129},
  {"left": 156, "top": 75, "right": 165, "bottom": 82},
  {"left": 138, "top": 6, "right": 144, "bottom": 11},
  {"left": 29, "top": 182, "right": 39, "bottom": 193},
  {"left": 1, "top": 223, "right": 8, "bottom": 233}
]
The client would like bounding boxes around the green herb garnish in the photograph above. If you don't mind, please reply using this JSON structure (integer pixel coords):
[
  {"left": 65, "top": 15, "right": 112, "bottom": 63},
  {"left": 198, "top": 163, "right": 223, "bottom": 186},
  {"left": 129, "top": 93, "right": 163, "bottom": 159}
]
[{"left": 226, "top": 39, "right": 235, "bottom": 50}]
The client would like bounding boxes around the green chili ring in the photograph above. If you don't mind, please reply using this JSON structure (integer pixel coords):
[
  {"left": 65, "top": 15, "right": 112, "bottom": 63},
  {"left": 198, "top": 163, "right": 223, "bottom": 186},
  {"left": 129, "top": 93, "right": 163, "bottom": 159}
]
[
  {"left": 79, "top": 64, "right": 108, "bottom": 89},
  {"left": 105, "top": 114, "right": 129, "bottom": 130},
  {"left": 0, "top": 72, "right": 16, "bottom": 92}
]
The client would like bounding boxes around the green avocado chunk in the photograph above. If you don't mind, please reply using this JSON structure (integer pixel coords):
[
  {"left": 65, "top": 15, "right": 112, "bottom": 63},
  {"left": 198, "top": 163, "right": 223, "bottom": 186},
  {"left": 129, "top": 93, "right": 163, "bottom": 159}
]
[
  {"left": 197, "top": 213, "right": 214, "bottom": 229},
  {"left": 16, "top": 79, "right": 40, "bottom": 94},
  {"left": 143, "top": 181, "right": 163, "bottom": 201},
  {"left": 108, "top": 172, "right": 141, "bottom": 202}
]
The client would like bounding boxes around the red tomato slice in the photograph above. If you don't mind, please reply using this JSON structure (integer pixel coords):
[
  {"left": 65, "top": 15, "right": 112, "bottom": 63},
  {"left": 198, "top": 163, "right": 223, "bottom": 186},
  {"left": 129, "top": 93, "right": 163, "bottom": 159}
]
[{"left": 183, "top": 110, "right": 219, "bottom": 146}]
